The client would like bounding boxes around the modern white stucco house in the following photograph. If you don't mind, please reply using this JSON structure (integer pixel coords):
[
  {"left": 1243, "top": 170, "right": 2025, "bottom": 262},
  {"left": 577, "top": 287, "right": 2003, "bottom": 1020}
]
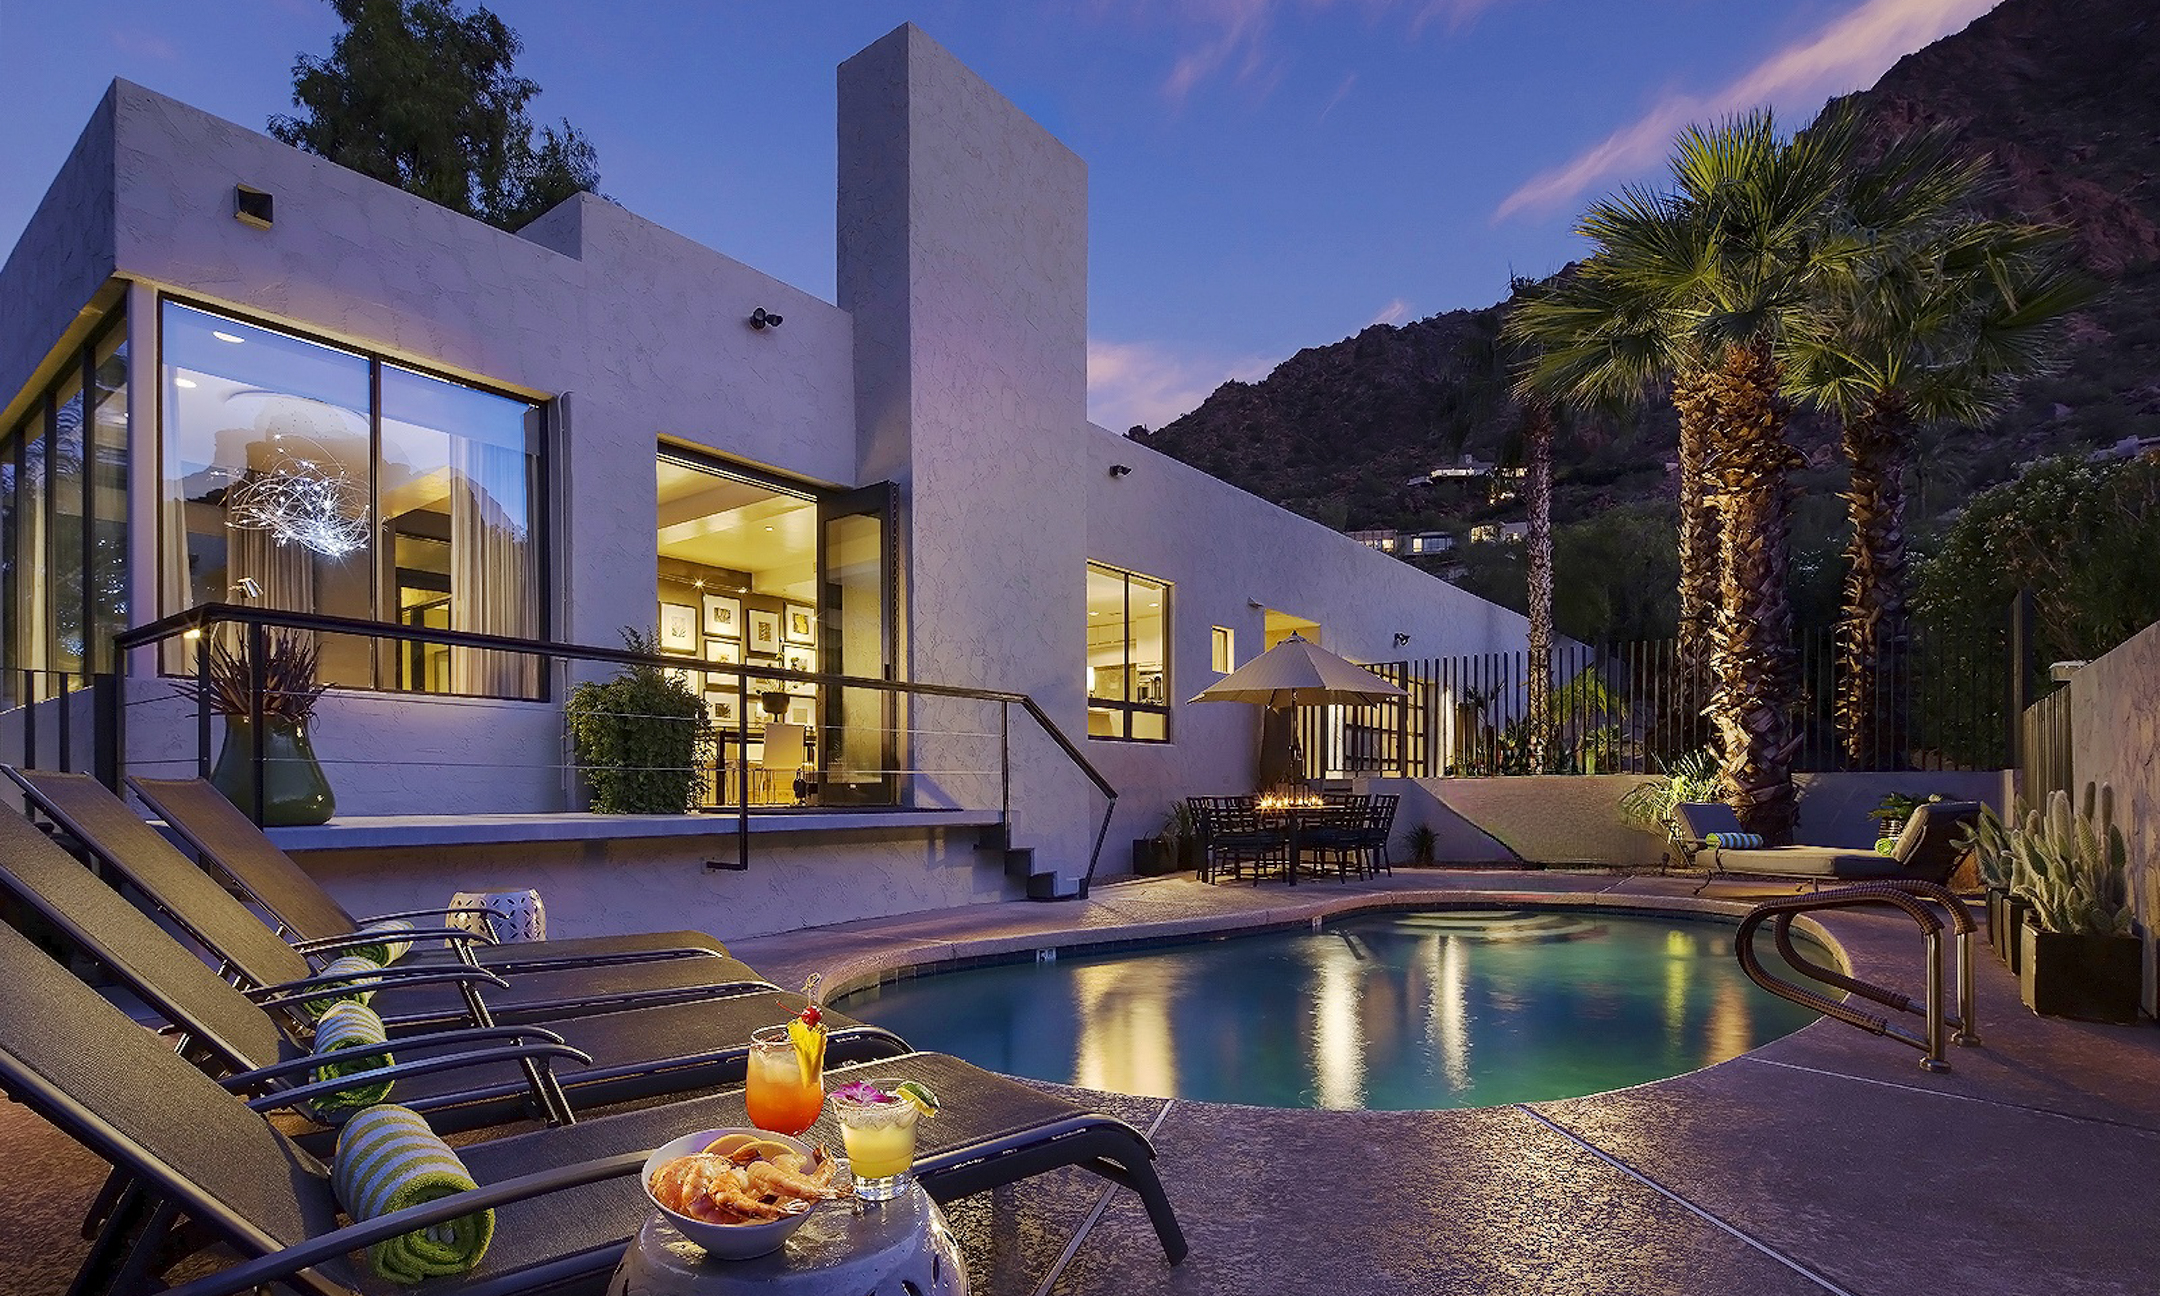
[{"left": 0, "top": 25, "right": 1529, "bottom": 936}]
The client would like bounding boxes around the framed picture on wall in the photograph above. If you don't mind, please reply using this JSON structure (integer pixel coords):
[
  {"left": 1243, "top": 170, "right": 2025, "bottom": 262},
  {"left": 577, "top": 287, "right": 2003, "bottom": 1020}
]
[
  {"left": 706, "top": 690, "right": 739, "bottom": 728},
  {"left": 702, "top": 594, "right": 741, "bottom": 639},
  {"left": 704, "top": 638, "right": 741, "bottom": 666},
  {"left": 746, "top": 608, "right": 783, "bottom": 657},
  {"left": 785, "top": 696, "right": 816, "bottom": 728},
  {"left": 658, "top": 603, "right": 698, "bottom": 653},
  {"left": 784, "top": 603, "right": 816, "bottom": 645},
  {"left": 783, "top": 645, "right": 817, "bottom": 693}
]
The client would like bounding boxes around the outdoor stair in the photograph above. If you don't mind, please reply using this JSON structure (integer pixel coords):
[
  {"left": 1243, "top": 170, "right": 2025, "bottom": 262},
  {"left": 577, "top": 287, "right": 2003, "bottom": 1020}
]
[{"left": 976, "top": 823, "right": 1081, "bottom": 901}]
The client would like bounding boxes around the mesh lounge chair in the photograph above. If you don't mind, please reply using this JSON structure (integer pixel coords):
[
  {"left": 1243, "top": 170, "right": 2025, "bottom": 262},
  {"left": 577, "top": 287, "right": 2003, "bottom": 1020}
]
[
  {"left": 128, "top": 775, "right": 737, "bottom": 977},
  {"left": 0, "top": 808, "right": 908, "bottom": 1132},
  {"left": 5, "top": 769, "right": 765, "bottom": 1029},
  {"left": 0, "top": 921, "right": 1187, "bottom": 1295},
  {"left": 1674, "top": 800, "right": 1982, "bottom": 890}
]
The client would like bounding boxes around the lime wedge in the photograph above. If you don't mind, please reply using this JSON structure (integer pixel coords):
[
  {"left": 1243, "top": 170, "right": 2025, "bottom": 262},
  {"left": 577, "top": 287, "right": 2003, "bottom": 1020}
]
[
  {"left": 787, "top": 1018, "right": 826, "bottom": 1088},
  {"left": 893, "top": 1080, "right": 940, "bottom": 1118}
]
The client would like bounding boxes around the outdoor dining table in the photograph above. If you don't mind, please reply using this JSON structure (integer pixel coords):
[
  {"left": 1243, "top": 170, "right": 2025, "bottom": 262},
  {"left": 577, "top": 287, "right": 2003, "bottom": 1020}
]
[{"left": 1252, "top": 800, "right": 1336, "bottom": 886}]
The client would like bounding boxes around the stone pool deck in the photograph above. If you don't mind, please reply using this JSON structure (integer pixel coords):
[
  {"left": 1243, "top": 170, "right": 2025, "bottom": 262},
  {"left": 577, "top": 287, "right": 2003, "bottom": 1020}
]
[
  {"left": 734, "top": 870, "right": 2160, "bottom": 1296},
  {"left": 2, "top": 868, "right": 2154, "bottom": 1293}
]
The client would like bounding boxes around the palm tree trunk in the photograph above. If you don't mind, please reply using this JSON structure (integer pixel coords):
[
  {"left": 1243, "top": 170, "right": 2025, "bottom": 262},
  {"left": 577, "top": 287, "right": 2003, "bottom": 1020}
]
[
  {"left": 1523, "top": 402, "right": 1556, "bottom": 772},
  {"left": 1703, "top": 342, "right": 1802, "bottom": 840},
  {"left": 1836, "top": 391, "right": 1912, "bottom": 769},
  {"left": 1668, "top": 368, "right": 1721, "bottom": 752}
]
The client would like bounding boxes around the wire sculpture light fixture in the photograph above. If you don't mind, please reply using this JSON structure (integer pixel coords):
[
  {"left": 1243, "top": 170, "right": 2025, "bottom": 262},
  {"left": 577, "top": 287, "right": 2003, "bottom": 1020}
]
[{"left": 224, "top": 454, "right": 370, "bottom": 558}]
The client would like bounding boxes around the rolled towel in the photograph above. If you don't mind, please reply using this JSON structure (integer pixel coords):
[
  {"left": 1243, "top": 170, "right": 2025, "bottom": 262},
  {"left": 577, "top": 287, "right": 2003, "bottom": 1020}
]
[
  {"left": 349, "top": 919, "right": 416, "bottom": 966},
  {"left": 1707, "top": 832, "right": 1765, "bottom": 849},
  {"left": 1875, "top": 837, "right": 1899, "bottom": 856},
  {"left": 304, "top": 954, "right": 384, "bottom": 1019},
  {"left": 333, "top": 1104, "right": 494, "bottom": 1283},
  {"left": 305, "top": 1001, "right": 394, "bottom": 1124}
]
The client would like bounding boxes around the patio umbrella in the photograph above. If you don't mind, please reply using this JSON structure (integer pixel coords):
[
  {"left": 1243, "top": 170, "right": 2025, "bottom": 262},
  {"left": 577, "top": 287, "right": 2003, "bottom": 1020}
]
[
  {"left": 1189, "top": 634, "right": 1407, "bottom": 707},
  {"left": 1191, "top": 634, "right": 1407, "bottom": 788}
]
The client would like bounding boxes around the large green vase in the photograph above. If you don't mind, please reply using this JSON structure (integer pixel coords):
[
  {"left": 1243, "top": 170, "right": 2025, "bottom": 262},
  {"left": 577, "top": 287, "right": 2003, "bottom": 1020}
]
[{"left": 210, "top": 717, "right": 337, "bottom": 826}]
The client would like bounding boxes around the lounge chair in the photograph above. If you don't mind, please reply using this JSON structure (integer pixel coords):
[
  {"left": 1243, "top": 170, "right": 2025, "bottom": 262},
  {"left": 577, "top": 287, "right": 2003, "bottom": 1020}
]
[
  {"left": 1674, "top": 800, "right": 1982, "bottom": 889},
  {"left": 127, "top": 775, "right": 734, "bottom": 976},
  {"left": 5, "top": 769, "right": 766, "bottom": 1029},
  {"left": 0, "top": 919, "right": 1188, "bottom": 1296},
  {"left": 0, "top": 807, "right": 909, "bottom": 1132}
]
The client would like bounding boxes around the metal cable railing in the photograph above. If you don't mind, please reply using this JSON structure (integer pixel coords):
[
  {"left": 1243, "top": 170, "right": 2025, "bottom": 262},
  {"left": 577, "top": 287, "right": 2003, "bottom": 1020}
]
[{"left": 95, "top": 604, "right": 1117, "bottom": 895}]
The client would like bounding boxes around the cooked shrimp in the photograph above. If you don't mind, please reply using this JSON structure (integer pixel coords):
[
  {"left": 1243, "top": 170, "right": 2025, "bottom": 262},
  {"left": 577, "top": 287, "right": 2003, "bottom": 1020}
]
[{"left": 745, "top": 1155, "right": 844, "bottom": 1202}]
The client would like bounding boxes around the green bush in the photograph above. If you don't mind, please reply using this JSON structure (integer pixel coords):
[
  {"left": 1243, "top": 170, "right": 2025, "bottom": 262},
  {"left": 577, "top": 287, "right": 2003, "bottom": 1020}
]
[{"left": 567, "top": 630, "right": 716, "bottom": 814}]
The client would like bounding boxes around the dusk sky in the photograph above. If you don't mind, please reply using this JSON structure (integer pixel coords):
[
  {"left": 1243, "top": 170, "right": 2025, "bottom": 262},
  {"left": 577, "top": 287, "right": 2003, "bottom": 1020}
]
[{"left": 2, "top": 1, "right": 2003, "bottom": 433}]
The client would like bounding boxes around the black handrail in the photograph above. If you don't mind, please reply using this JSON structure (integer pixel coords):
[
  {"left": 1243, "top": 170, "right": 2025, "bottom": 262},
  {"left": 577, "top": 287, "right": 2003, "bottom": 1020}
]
[{"left": 112, "top": 603, "right": 1117, "bottom": 894}]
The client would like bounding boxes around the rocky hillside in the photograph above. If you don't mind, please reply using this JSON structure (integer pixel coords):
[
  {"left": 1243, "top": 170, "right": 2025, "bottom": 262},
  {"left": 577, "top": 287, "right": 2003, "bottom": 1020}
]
[{"left": 1136, "top": 0, "right": 2160, "bottom": 547}]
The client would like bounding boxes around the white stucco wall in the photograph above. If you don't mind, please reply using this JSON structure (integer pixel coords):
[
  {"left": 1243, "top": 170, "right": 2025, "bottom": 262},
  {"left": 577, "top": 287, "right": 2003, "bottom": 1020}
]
[
  {"left": 0, "top": 87, "right": 117, "bottom": 429},
  {"left": 1081, "top": 423, "right": 1532, "bottom": 863}
]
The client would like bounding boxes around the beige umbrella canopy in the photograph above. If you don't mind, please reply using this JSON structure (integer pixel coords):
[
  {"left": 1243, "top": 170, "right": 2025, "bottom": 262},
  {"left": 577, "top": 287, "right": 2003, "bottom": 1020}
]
[{"left": 1190, "top": 634, "right": 1408, "bottom": 707}]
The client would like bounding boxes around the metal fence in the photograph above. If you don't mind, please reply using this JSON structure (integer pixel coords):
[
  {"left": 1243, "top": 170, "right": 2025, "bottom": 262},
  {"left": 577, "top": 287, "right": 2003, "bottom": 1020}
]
[{"left": 1301, "top": 622, "right": 2013, "bottom": 780}]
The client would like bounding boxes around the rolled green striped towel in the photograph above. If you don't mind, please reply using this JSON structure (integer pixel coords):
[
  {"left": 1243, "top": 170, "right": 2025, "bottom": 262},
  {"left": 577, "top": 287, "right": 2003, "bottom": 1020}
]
[
  {"left": 333, "top": 1104, "right": 494, "bottom": 1283},
  {"left": 1707, "top": 832, "right": 1765, "bottom": 849},
  {"left": 304, "top": 954, "right": 384, "bottom": 1019},
  {"left": 305, "top": 1001, "right": 394, "bottom": 1124},
  {"left": 1875, "top": 837, "right": 1899, "bottom": 855},
  {"left": 349, "top": 919, "right": 416, "bottom": 965}
]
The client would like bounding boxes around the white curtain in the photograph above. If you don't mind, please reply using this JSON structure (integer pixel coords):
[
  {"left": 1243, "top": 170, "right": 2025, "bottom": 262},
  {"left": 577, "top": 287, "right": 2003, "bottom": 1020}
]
[{"left": 448, "top": 439, "right": 535, "bottom": 696}]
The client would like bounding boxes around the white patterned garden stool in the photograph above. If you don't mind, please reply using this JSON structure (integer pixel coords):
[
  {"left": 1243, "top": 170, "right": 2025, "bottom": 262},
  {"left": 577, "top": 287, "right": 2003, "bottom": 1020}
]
[
  {"left": 445, "top": 888, "right": 546, "bottom": 943},
  {"left": 605, "top": 1186, "right": 966, "bottom": 1295}
]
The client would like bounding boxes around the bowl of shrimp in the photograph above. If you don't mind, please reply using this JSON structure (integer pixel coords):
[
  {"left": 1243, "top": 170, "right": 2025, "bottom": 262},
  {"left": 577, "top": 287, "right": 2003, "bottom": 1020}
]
[{"left": 642, "top": 1128, "right": 850, "bottom": 1258}]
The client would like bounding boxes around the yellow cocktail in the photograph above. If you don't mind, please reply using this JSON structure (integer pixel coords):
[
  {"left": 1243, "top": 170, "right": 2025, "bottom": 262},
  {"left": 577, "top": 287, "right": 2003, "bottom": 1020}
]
[{"left": 831, "top": 1078, "right": 936, "bottom": 1201}]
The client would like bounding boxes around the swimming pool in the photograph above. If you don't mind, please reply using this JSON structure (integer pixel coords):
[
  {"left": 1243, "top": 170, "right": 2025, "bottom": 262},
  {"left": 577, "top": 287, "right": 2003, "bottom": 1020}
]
[{"left": 836, "top": 909, "right": 1826, "bottom": 1109}]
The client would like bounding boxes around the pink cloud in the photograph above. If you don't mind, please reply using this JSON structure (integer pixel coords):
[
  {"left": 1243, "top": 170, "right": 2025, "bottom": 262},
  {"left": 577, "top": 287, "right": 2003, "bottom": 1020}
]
[
  {"left": 1089, "top": 337, "right": 1278, "bottom": 432},
  {"left": 1493, "top": 0, "right": 2003, "bottom": 222}
]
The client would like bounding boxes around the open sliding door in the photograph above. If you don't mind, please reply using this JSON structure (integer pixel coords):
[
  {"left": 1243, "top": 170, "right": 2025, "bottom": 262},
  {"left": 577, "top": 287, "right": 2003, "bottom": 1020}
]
[{"left": 816, "top": 482, "right": 898, "bottom": 805}]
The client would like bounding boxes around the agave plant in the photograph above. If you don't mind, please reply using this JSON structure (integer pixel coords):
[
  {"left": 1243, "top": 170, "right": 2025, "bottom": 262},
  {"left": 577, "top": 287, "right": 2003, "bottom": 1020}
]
[
  {"left": 2006, "top": 784, "right": 2134, "bottom": 938},
  {"left": 1953, "top": 802, "right": 2017, "bottom": 892}
]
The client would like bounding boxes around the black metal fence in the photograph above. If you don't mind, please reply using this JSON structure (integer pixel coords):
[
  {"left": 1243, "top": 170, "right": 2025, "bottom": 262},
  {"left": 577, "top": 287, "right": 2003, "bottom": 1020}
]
[{"left": 1302, "top": 622, "right": 2014, "bottom": 780}]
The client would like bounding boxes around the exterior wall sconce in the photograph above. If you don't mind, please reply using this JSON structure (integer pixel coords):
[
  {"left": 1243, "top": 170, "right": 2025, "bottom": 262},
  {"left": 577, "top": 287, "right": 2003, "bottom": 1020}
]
[
  {"left": 1107, "top": 464, "right": 1133, "bottom": 478},
  {"left": 749, "top": 307, "right": 784, "bottom": 330},
  {"left": 234, "top": 184, "right": 274, "bottom": 229},
  {"left": 1393, "top": 633, "right": 1411, "bottom": 648}
]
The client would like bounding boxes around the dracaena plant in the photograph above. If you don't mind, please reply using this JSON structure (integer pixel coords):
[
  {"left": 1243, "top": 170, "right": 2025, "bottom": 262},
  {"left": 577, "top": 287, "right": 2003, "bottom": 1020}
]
[{"left": 171, "top": 632, "right": 328, "bottom": 723}]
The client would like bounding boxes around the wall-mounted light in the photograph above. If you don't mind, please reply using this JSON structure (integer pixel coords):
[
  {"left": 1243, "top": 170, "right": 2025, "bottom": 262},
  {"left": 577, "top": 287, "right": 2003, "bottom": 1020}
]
[
  {"left": 1107, "top": 463, "right": 1133, "bottom": 478},
  {"left": 1247, "top": 599, "right": 1265, "bottom": 610},
  {"left": 749, "top": 307, "right": 784, "bottom": 330},
  {"left": 1393, "top": 633, "right": 1411, "bottom": 648}
]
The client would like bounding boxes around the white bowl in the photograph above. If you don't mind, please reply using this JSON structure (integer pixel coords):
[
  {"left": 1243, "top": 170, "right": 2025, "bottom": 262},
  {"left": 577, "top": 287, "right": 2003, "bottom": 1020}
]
[{"left": 640, "top": 1128, "right": 840, "bottom": 1259}]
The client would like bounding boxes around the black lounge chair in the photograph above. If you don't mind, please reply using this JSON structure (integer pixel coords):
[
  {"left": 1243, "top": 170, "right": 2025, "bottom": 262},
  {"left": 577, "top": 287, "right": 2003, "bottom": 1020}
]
[
  {"left": 1675, "top": 800, "right": 1982, "bottom": 889},
  {"left": 0, "top": 921, "right": 1187, "bottom": 1296},
  {"left": 0, "top": 806, "right": 909, "bottom": 1132},
  {"left": 128, "top": 775, "right": 734, "bottom": 976},
  {"left": 5, "top": 769, "right": 766, "bottom": 1029}
]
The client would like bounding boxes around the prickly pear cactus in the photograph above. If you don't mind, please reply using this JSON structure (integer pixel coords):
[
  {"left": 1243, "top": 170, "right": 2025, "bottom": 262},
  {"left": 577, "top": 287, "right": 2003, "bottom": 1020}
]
[{"left": 2008, "top": 783, "right": 2134, "bottom": 937}]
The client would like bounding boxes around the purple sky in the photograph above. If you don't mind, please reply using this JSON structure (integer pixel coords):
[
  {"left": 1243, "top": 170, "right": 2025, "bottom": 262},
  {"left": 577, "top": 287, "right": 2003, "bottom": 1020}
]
[{"left": 0, "top": 1, "right": 2004, "bottom": 432}]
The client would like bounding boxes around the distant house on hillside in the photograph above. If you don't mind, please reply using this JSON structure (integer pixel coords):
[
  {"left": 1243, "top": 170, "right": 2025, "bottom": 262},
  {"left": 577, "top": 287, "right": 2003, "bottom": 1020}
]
[{"left": 1469, "top": 522, "right": 1530, "bottom": 545}]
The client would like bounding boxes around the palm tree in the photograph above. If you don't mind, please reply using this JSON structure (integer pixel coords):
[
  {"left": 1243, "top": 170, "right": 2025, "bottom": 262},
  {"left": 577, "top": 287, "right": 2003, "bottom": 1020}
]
[
  {"left": 1785, "top": 206, "right": 2091, "bottom": 766},
  {"left": 1515, "top": 108, "right": 1902, "bottom": 839}
]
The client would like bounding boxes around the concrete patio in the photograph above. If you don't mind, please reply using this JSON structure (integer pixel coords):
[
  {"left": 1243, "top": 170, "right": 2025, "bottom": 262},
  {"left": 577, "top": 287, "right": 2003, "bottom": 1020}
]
[{"left": 3, "top": 868, "right": 2155, "bottom": 1294}]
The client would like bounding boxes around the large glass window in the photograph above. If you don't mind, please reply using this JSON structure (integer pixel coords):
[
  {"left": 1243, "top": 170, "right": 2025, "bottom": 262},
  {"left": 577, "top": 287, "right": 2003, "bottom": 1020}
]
[
  {"left": 1, "top": 307, "right": 127, "bottom": 688},
  {"left": 1086, "top": 562, "right": 1169, "bottom": 742},
  {"left": 161, "top": 300, "right": 541, "bottom": 695}
]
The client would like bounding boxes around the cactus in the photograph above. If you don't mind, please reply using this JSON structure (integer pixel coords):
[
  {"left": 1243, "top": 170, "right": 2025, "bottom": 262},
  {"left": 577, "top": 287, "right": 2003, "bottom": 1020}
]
[
  {"left": 1955, "top": 803, "right": 2018, "bottom": 891},
  {"left": 2006, "top": 783, "right": 2134, "bottom": 938}
]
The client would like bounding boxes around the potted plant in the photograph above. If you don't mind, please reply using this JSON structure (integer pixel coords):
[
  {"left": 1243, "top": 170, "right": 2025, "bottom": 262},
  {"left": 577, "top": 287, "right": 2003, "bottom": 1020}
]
[
  {"left": 1617, "top": 747, "right": 1721, "bottom": 863},
  {"left": 174, "top": 631, "right": 334, "bottom": 826},
  {"left": 2008, "top": 784, "right": 2142, "bottom": 1023},
  {"left": 1868, "top": 791, "right": 1943, "bottom": 843},
  {"left": 1133, "top": 801, "right": 1200, "bottom": 876},
  {"left": 1955, "top": 805, "right": 2018, "bottom": 959},
  {"left": 566, "top": 630, "right": 716, "bottom": 814}
]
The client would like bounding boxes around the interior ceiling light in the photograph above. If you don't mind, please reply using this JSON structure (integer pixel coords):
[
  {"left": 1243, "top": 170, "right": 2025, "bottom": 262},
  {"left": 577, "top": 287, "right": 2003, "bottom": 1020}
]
[
  {"left": 174, "top": 377, "right": 199, "bottom": 389},
  {"left": 212, "top": 330, "right": 245, "bottom": 344},
  {"left": 224, "top": 454, "right": 370, "bottom": 558}
]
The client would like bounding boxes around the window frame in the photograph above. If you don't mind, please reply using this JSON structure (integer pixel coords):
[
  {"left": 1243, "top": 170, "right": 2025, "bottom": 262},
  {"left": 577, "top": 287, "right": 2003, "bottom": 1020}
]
[
  {"left": 1086, "top": 560, "right": 1171, "bottom": 744},
  {"left": 156, "top": 294, "right": 551, "bottom": 700}
]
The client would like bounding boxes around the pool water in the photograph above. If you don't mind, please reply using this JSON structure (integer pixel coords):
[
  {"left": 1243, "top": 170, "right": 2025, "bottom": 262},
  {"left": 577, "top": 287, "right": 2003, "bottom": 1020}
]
[{"left": 836, "top": 910, "right": 1826, "bottom": 1110}]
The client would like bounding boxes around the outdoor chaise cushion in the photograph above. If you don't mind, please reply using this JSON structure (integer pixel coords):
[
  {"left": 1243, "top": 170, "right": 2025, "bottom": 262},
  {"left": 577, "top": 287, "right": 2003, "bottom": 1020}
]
[
  {"left": 4, "top": 769, "right": 765, "bottom": 1029},
  {"left": 1673, "top": 800, "right": 1981, "bottom": 882},
  {"left": 0, "top": 920, "right": 1186, "bottom": 1296},
  {"left": 128, "top": 775, "right": 735, "bottom": 976},
  {"left": 0, "top": 808, "right": 908, "bottom": 1133}
]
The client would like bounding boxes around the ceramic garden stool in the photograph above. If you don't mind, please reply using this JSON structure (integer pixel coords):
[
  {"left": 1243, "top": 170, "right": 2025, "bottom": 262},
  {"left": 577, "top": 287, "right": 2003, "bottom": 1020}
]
[
  {"left": 445, "top": 888, "right": 547, "bottom": 943},
  {"left": 606, "top": 1185, "right": 967, "bottom": 1295}
]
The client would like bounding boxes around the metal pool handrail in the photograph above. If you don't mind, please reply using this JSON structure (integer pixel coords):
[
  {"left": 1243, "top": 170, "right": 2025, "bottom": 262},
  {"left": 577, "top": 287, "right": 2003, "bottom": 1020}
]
[{"left": 1735, "top": 880, "right": 1980, "bottom": 1073}]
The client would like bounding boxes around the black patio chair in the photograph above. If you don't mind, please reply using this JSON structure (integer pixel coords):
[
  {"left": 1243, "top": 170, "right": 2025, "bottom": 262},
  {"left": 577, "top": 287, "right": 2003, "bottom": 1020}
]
[
  {"left": 127, "top": 775, "right": 737, "bottom": 976},
  {"left": 0, "top": 921, "right": 1188, "bottom": 1296},
  {"left": 1194, "top": 796, "right": 1287, "bottom": 884},
  {"left": 0, "top": 806, "right": 908, "bottom": 1133},
  {"left": 5, "top": 769, "right": 767, "bottom": 1029},
  {"left": 1300, "top": 796, "right": 1370, "bottom": 879},
  {"left": 1361, "top": 794, "right": 1399, "bottom": 877}
]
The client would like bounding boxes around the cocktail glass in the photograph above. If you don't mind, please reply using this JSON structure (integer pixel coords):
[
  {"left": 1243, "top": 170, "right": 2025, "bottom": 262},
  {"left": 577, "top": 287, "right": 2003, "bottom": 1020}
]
[
  {"left": 744, "top": 1024, "right": 824, "bottom": 1136},
  {"left": 831, "top": 1078, "right": 921, "bottom": 1201}
]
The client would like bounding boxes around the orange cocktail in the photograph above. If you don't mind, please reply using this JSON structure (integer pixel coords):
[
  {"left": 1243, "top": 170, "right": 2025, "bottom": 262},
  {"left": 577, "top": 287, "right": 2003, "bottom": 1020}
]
[{"left": 745, "top": 1006, "right": 826, "bottom": 1136}]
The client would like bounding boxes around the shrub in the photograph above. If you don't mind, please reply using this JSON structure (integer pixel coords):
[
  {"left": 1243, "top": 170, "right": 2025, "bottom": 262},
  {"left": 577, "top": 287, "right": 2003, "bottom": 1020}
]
[{"left": 566, "top": 630, "right": 715, "bottom": 814}]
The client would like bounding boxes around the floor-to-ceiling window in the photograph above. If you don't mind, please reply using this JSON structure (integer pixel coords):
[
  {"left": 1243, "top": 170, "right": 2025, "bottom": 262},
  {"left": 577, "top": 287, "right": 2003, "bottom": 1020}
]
[
  {"left": 160, "top": 299, "right": 543, "bottom": 696},
  {"left": 1, "top": 308, "right": 128, "bottom": 691}
]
